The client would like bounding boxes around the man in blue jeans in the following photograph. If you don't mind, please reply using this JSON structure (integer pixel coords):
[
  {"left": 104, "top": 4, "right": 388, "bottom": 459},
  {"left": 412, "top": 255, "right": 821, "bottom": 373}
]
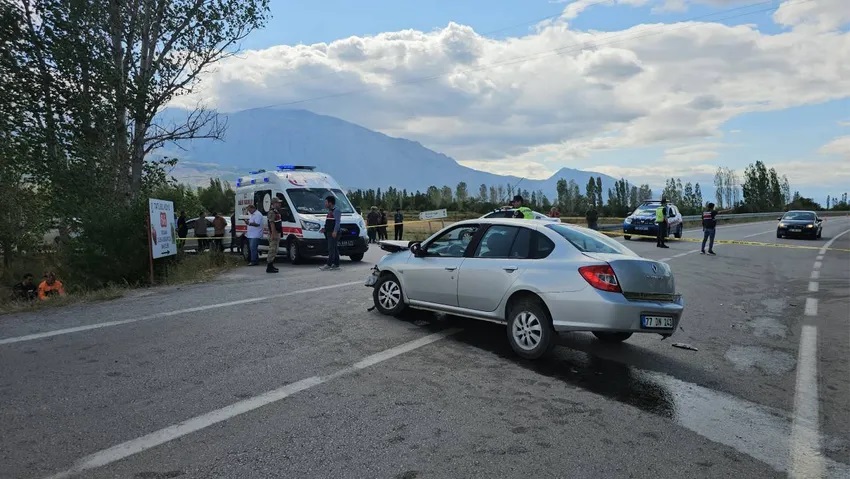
[
  {"left": 320, "top": 195, "right": 342, "bottom": 271},
  {"left": 245, "top": 204, "right": 264, "bottom": 265},
  {"left": 701, "top": 202, "right": 731, "bottom": 255}
]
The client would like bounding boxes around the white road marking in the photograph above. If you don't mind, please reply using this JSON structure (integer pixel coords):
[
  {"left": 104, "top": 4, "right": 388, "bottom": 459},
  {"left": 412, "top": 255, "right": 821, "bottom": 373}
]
[
  {"left": 672, "top": 249, "right": 700, "bottom": 258},
  {"left": 659, "top": 257, "right": 673, "bottom": 262},
  {"left": 45, "top": 329, "right": 460, "bottom": 479},
  {"left": 813, "top": 261, "right": 822, "bottom": 270},
  {"left": 815, "top": 255, "right": 823, "bottom": 261},
  {"left": 804, "top": 298, "right": 818, "bottom": 317},
  {"left": 0, "top": 281, "right": 362, "bottom": 346},
  {"left": 810, "top": 271, "right": 820, "bottom": 280},
  {"left": 742, "top": 229, "right": 778, "bottom": 238},
  {"left": 808, "top": 282, "right": 819, "bottom": 293},
  {"left": 789, "top": 325, "right": 823, "bottom": 479}
]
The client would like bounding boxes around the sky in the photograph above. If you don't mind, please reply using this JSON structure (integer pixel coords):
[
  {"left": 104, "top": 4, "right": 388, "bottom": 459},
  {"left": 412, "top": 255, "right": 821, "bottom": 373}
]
[{"left": 172, "top": 0, "right": 850, "bottom": 200}]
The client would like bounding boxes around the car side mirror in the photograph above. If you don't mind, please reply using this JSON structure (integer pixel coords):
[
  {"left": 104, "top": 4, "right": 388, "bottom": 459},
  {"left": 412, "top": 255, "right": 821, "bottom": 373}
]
[
  {"left": 410, "top": 242, "right": 426, "bottom": 258},
  {"left": 777, "top": 217, "right": 782, "bottom": 221}
]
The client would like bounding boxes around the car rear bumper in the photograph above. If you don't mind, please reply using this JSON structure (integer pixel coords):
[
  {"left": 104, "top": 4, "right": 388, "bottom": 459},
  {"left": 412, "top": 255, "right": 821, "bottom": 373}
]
[{"left": 542, "top": 288, "right": 684, "bottom": 334}]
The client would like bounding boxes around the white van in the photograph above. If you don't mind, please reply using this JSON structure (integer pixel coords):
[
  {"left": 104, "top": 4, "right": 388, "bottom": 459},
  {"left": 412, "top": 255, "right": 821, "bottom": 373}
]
[{"left": 234, "top": 165, "right": 369, "bottom": 263}]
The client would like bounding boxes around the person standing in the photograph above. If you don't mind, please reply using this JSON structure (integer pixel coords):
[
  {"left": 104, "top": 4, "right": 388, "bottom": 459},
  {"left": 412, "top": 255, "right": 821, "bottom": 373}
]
[
  {"left": 230, "top": 212, "right": 238, "bottom": 253},
  {"left": 193, "top": 210, "right": 207, "bottom": 252},
  {"left": 212, "top": 211, "right": 227, "bottom": 252},
  {"left": 379, "top": 208, "right": 388, "bottom": 240},
  {"left": 585, "top": 207, "right": 598, "bottom": 230},
  {"left": 176, "top": 211, "right": 188, "bottom": 250},
  {"left": 701, "top": 203, "right": 733, "bottom": 255},
  {"left": 511, "top": 195, "right": 534, "bottom": 219},
  {"left": 656, "top": 199, "right": 670, "bottom": 248},
  {"left": 393, "top": 208, "right": 404, "bottom": 240},
  {"left": 320, "top": 195, "right": 342, "bottom": 271},
  {"left": 549, "top": 206, "right": 561, "bottom": 219},
  {"left": 366, "top": 206, "right": 380, "bottom": 243},
  {"left": 245, "top": 204, "right": 263, "bottom": 266},
  {"left": 266, "top": 198, "right": 282, "bottom": 273}
]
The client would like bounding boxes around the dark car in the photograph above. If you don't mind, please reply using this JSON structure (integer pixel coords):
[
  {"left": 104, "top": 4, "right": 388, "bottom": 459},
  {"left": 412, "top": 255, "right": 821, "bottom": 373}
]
[{"left": 776, "top": 211, "right": 822, "bottom": 239}]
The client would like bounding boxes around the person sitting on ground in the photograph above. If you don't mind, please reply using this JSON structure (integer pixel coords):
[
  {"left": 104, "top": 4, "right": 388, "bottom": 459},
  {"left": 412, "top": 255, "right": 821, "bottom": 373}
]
[
  {"left": 38, "top": 271, "right": 66, "bottom": 300},
  {"left": 12, "top": 273, "right": 38, "bottom": 302}
]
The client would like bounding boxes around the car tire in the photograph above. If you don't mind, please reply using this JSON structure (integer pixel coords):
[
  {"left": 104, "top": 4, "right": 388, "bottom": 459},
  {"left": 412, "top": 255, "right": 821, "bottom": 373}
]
[
  {"left": 287, "top": 239, "right": 303, "bottom": 265},
  {"left": 623, "top": 235, "right": 631, "bottom": 240},
  {"left": 674, "top": 225, "right": 683, "bottom": 239},
  {"left": 373, "top": 274, "right": 406, "bottom": 316},
  {"left": 776, "top": 230, "right": 782, "bottom": 239},
  {"left": 593, "top": 332, "right": 633, "bottom": 343},
  {"left": 241, "top": 237, "right": 250, "bottom": 262},
  {"left": 349, "top": 253, "right": 364, "bottom": 262},
  {"left": 506, "top": 298, "right": 556, "bottom": 360}
]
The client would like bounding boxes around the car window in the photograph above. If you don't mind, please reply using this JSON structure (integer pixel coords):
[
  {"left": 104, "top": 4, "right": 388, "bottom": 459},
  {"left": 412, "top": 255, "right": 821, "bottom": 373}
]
[
  {"left": 474, "top": 226, "right": 520, "bottom": 258},
  {"left": 426, "top": 224, "right": 480, "bottom": 257},
  {"left": 782, "top": 212, "right": 816, "bottom": 221},
  {"left": 509, "top": 227, "right": 532, "bottom": 258},
  {"left": 546, "top": 224, "right": 637, "bottom": 256},
  {"left": 534, "top": 232, "right": 555, "bottom": 259}
]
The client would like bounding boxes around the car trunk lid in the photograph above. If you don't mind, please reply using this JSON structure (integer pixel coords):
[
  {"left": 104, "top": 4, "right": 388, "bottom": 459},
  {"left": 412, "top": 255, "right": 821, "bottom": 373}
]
[{"left": 582, "top": 253, "right": 676, "bottom": 296}]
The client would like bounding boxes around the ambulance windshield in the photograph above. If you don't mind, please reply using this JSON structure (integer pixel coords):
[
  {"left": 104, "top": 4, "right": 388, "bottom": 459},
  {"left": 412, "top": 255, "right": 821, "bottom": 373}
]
[{"left": 287, "top": 188, "right": 356, "bottom": 215}]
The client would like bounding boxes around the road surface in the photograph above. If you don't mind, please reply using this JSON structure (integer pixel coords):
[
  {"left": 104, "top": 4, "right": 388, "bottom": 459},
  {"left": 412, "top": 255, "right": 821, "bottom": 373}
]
[{"left": 1, "top": 217, "right": 849, "bottom": 479}]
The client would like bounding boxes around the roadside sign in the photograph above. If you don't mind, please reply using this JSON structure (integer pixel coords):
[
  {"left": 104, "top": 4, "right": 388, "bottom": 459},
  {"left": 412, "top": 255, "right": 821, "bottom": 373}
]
[
  {"left": 148, "top": 198, "right": 177, "bottom": 259},
  {"left": 419, "top": 209, "right": 448, "bottom": 220}
]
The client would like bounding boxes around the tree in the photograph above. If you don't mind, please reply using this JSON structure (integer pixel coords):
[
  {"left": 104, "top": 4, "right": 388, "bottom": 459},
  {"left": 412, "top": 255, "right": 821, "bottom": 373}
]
[
  {"left": 586, "top": 178, "right": 597, "bottom": 208},
  {"left": 197, "top": 178, "right": 235, "bottom": 214},
  {"left": 440, "top": 185, "right": 453, "bottom": 207},
  {"left": 742, "top": 161, "right": 771, "bottom": 211},
  {"left": 427, "top": 186, "right": 441, "bottom": 207},
  {"left": 556, "top": 179, "right": 568, "bottom": 210},
  {"left": 595, "top": 177, "right": 603, "bottom": 210},
  {"left": 455, "top": 182, "right": 468, "bottom": 208},
  {"left": 489, "top": 186, "right": 498, "bottom": 205},
  {"left": 478, "top": 184, "right": 487, "bottom": 203},
  {"left": 638, "top": 184, "right": 653, "bottom": 203},
  {"left": 683, "top": 182, "right": 695, "bottom": 214},
  {"left": 714, "top": 167, "right": 725, "bottom": 208}
]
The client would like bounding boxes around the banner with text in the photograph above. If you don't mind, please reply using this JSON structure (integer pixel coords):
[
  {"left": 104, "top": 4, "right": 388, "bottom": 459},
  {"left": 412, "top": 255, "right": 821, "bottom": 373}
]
[{"left": 149, "top": 198, "right": 177, "bottom": 259}]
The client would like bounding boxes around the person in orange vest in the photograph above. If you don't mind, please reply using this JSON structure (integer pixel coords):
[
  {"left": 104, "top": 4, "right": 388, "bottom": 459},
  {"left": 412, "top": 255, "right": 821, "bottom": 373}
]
[{"left": 38, "top": 271, "right": 66, "bottom": 300}]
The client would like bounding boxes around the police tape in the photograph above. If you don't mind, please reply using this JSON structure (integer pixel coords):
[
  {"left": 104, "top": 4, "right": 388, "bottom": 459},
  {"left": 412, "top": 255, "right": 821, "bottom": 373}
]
[{"left": 598, "top": 230, "right": 850, "bottom": 253}]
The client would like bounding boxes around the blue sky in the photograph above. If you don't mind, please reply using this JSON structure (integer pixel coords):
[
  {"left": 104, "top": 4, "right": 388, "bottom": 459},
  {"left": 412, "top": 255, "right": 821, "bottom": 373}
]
[{"left": 181, "top": 0, "right": 849, "bottom": 202}]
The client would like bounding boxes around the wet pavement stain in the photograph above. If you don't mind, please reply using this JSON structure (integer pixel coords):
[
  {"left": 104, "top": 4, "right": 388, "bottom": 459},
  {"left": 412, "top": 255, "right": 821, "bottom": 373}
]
[
  {"left": 392, "top": 311, "right": 850, "bottom": 477},
  {"left": 724, "top": 345, "right": 796, "bottom": 375}
]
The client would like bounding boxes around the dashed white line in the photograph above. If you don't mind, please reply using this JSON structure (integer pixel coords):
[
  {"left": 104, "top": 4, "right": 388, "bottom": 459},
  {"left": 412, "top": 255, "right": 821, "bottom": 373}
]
[
  {"left": 813, "top": 261, "right": 822, "bottom": 270},
  {"left": 815, "top": 255, "right": 823, "bottom": 261},
  {"left": 0, "top": 281, "right": 362, "bottom": 346},
  {"left": 810, "top": 271, "right": 820, "bottom": 280},
  {"left": 44, "top": 329, "right": 460, "bottom": 479},
  {"left": 804, "top": 298, "right": 818, "bottom": 316},
  {"left": 789, "top": 325, "right": 823, "bottom": 479},
  {"left": 807, "top": 282, "right": 819, "bottom": 293}
]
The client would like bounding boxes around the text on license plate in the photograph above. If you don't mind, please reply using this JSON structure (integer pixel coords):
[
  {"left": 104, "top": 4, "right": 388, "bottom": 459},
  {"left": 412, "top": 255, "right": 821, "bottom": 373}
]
[
  {"left": 641, "top": 315, "right": 674, "bottom": 329},
  {"left": 636, "top": 226, "right": 649, "bottom": 231},
  {"left": 339, "top": 241, "right": 354, "bottom": 247},
  {"left": 790, "top": 229, "right": 801, "bottom": 232}
]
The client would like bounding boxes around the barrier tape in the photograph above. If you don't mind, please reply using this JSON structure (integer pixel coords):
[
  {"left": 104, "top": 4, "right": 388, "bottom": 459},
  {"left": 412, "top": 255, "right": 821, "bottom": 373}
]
[{"left": 597, "top": 229, "right": 850, "bottom": 253}]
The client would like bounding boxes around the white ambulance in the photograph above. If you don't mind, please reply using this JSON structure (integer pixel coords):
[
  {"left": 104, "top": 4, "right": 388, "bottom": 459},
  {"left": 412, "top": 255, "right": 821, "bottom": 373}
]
[{"left": 234, "top": 165, "right": 369, "bottom": 264}]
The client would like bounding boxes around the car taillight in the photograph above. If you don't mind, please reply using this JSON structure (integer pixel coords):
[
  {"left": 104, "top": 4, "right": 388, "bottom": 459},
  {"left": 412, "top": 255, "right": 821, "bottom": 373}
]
[{"left": 578, "top": 264, "right": 622, "bottom": 293}]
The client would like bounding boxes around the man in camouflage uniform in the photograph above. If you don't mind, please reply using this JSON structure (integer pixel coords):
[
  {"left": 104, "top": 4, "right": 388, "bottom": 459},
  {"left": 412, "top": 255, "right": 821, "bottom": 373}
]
[{"left": 267, "top": 198, "right": 282, "bottom": 273}]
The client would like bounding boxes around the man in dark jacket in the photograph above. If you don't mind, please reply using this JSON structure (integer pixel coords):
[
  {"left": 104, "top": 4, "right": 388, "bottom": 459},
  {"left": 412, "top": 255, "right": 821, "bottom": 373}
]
[
  {"left": 366, "top": 206, "right": 380, "bottom": 243},
  {"left": 320, "top": 195, "right": 343, "bottom": 270},
  {"left": 393, "top": 208, "right": 404, "bottom": 240},
  {"left": 12, "top": 273, "right": 37, "bottom": 301}
]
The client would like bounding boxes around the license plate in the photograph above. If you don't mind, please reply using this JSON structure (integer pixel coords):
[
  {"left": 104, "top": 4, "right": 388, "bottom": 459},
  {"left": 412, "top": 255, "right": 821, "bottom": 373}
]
[
  {"left": 636, "top": 226, "right": 649, "bottom": 231},
  {"left": 641, "top": 315, "right": 674, "bottom": 329},
  {"left": 364, "top": 274, "right": 378, "bottom": 287},
  {"left": 789, "top": 229, "right": 801, "bottom": 233},
  {"left": 339, "top": 241, "right": 354, "bottom": 247}
]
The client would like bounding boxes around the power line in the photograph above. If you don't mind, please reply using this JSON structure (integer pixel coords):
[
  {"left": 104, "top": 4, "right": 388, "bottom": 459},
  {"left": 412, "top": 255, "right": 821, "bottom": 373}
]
[{"left": 250, "top": 0, "right": 804, "bottom": 110}]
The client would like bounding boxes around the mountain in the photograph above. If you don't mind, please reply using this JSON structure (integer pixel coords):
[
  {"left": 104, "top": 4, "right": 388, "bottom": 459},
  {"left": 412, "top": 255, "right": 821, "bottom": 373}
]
[{"left": 159, "top": 108, "right": 617, "bottom": 200}]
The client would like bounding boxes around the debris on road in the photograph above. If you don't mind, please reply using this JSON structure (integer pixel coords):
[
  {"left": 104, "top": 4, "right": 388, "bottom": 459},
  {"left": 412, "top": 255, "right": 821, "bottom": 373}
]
[{"left": 672, "top": 343, "right": 699, "bottom": 351}]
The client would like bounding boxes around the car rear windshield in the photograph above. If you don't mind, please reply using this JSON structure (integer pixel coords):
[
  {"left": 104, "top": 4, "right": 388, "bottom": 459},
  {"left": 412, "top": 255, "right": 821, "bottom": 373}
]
[
  {"left": 545, "top": 224, "right": 637, "bottom": 256},
  {"left": 286, "top": 188, "right": 355, "bottom": 214},
  {"left": 782, "top": 212, "right": 815, "bottom": 221}
]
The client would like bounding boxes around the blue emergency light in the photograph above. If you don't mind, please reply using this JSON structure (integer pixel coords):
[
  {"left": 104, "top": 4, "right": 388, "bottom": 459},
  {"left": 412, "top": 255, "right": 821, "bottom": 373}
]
[{"left": 277, "top": 165, "right": 316, "bottom": 171}]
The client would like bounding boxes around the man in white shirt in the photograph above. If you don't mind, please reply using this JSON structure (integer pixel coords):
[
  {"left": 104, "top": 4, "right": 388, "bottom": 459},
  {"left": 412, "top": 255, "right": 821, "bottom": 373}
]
[{"left": 245, "top": 204, "right": 264, "bottom": 266}]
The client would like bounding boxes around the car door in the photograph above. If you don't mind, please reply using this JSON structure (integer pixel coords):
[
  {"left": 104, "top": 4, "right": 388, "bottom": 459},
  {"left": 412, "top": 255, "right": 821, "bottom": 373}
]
[
  {"left": 457, "top": 225, "right": 532, "bottom": 312},
  {"left": 402, "top": 224, "right": 480, "bottom": 307}
]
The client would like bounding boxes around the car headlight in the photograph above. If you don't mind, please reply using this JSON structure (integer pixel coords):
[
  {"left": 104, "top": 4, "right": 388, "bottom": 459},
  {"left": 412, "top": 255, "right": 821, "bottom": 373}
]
[
  {"left": 806, "top": 224, "right": 814, "bottom": 228},
  {"left": 779, "top": 222, "right": 785, "bottom": 227},
  {"left": 301, "top": 220, "right": 321, "bottom": 231},
  {"left": 624, "top": 217, "right": 632, "bottom": 224}
]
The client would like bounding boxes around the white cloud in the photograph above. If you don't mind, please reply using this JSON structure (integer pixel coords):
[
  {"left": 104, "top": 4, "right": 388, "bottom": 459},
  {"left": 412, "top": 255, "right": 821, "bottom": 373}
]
[
  {"left": 172, "top": 0, "right": 850, "bottom": 188},
  {"left": 818, "top": 135, "right": 850, "bottom": 157}
]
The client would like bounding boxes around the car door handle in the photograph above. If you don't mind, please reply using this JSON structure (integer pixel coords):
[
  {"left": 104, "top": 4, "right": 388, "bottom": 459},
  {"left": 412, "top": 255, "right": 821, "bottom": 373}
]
[
  {"left": 503, "top": 266, "right": 518, "bottom": 272},
  {"left": 444, "top": 267, "right": 457, "bottom": 271}
]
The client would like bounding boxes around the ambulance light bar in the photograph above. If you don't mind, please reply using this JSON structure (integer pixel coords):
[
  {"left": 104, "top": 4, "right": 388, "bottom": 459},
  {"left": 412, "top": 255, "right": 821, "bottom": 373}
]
[{"left": 277, "top": 165, "right": 316, "bottom": 171}]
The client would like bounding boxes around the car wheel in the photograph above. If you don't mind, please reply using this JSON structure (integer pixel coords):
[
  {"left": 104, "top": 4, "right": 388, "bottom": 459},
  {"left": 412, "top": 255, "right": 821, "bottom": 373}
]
[
  {"left": 593, "top": 332, "right": 633, "bottom": 343},
  {"left": 506, "top": 298, "right": 556, "bottom": 360},
  {"left": 373, "top": 274, "right": 406, "bottom": 316},
  {"left": 287, "top": 239, "right": 303, "bottom": 265},
  {"left": 674, "top": 225, "right": 683, "bottom": 239},
  {"left": 241, "top": 238, "right": 250, "bottom": 262},
  {"left": 349, "top": 253, "right": 364, "bottom": 262},
  {"left": 776, "top": 230, "right": 782, "bottom": 239},
  {"left": 623, "top": 235, "right": 631, "bottom": 240}
]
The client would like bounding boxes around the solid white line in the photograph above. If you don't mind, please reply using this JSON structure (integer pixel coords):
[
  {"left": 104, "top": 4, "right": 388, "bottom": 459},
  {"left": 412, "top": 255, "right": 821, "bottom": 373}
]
[
  {"left": 0, "top": 281, "right": 362, "bottom": 346},
  {"left": 45, "top": 328, "right": 460, "bottom": 479},
  {"left": 789, "top": 325, "right": 823, "bottom": 479},
  {"left": 672, "top": 249, "right": 700, "bottom": 258},
  {"left": 810, "top": 271, "right": 820, "bottom": 280},
  {"left": 804, "top": 298, "right": 818, "bottom": 317},
  {"left": 659, "top": 257, "right": 673, "bottom": 262},
  {"left": 807, "top": 282, "right": 819, "bottom": 293},
  {"left": 813, "top": 261, "right": 822, "bottom": 270}
]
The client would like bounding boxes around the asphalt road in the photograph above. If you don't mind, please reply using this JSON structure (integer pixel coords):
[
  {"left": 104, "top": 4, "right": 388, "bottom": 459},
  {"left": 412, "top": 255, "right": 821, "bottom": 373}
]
[{"left": 1, "top": 217, "right": 849, "bottom": 479}]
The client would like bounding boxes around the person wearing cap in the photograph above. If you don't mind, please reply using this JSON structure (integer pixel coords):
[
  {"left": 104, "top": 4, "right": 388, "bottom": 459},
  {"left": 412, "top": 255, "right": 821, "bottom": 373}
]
[
  {"left": 511, "top": 195, "right": 534, "bottom": 219},
  {"left": 266, "top": 198, "right": 282, "bottom": 273}
]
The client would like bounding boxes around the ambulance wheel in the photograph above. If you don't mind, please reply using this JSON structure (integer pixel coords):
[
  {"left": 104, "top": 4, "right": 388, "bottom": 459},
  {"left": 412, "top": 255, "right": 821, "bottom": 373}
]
[
  {"left": 287, "top": 239, "right": 303, "bottom": 265},
  {"left": 373, "top": 274, "right": 406, "bottom": 316},
  {"left": 349, "top": 254, "right": 364, "bottom": 262}
]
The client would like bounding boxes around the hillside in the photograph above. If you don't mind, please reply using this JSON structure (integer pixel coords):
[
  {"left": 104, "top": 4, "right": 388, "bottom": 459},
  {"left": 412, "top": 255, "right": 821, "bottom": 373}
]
[{"left": 160, "top": 108, "right": 616, "bottom": 199}]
